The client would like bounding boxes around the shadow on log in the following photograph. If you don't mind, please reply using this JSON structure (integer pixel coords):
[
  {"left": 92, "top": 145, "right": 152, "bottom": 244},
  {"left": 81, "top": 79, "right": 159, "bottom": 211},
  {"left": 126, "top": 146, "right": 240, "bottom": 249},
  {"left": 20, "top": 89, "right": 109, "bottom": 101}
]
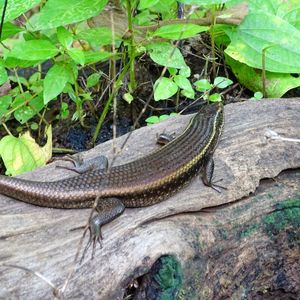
[{"left": 0, "top": 99, "right": 299, "bottom": 299}]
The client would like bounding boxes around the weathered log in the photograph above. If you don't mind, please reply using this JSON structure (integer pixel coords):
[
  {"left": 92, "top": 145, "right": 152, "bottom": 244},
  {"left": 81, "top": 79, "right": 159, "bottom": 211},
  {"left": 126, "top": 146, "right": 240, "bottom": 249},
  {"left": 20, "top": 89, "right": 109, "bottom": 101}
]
[{"left": 0, "top": 99, "right": 299, "bottom": 299}]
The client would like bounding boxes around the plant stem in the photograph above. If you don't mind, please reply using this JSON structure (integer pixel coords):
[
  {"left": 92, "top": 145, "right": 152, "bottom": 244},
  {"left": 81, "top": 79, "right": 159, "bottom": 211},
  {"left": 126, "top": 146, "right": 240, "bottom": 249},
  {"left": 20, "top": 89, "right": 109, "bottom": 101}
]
[
  {"left": 92, "top": 62, "right": 130, "bottom": 145},
  {"left": 262, "top": 47, "right": 267, "bottom": 97},
  {"left": 126, "top": 0, "right": 136, "bottom": 91},
  {"left": 209, "top": 5, "right": 216, "bottom": 79}
]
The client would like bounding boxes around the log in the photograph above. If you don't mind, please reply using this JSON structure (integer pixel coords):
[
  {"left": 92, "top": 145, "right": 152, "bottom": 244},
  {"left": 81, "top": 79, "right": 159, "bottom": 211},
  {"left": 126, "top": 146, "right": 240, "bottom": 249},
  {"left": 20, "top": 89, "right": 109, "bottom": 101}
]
[{"left": 0, "top": 99, "right": 299, "bottom": 299}]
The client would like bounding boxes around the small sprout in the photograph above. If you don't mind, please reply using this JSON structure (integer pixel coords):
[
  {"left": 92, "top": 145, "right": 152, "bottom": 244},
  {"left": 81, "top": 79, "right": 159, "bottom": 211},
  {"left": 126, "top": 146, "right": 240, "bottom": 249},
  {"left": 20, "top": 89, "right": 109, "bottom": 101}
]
[
  {"left": 123, "top": 93, "right": 134, "bottom": 104},
  {"left": 208, "top": 93, "right": 222, "bottom": 102},
  {"left": 194, "top": 79, "right": 212, "bottom": 92},
  {"left": 250, "top": 91, "right": 264, "bottom": 100},
  {"left": 213, "top": 76, "right": 233, "bottom": 89}
]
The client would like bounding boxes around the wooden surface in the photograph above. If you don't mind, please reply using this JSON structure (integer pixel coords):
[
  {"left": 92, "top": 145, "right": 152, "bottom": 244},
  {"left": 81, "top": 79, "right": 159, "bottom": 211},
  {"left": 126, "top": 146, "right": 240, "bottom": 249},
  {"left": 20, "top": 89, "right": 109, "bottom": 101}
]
[{"left": 0, "top": 99, "right": 299, "bottom": 299}]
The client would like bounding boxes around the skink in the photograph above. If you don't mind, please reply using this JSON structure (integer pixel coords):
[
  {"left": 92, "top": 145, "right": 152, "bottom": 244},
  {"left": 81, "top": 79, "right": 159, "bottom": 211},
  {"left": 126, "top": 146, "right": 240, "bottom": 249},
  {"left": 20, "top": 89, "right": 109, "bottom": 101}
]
[{"left": 0, "top": 102, "right": 224, "bottom": 247}]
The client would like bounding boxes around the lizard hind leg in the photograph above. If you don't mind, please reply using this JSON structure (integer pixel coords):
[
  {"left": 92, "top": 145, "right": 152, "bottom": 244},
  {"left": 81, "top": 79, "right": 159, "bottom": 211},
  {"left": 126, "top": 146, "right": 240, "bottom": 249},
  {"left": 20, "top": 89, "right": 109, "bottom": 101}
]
[
  {"left": 201, "top": 155, "right": 227, "bottom": 193},
  {"left": 81, "top": 197, "right": 125, "bottom": 261}
]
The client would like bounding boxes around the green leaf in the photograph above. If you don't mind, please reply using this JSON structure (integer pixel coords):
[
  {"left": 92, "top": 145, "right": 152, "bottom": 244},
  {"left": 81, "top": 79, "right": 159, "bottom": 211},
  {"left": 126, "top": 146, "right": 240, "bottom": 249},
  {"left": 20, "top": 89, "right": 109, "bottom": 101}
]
[
  {"left": 76, "top": 27, "right": 120, "bottom": 47},
  {"left": 168, "top": 68, "right": 177, "bottom": 75},
  {"left": 154, "top": 77, "right": 178, "bottom": 101},
  {"left": 194, "top": 79, "right": 212, "bottom": 92},
  {"left": 179, "top": 66, "right": 191, "bottom": 77},
  {"left": 43, "top": 62, "right": 73, "bottom": 104},
  {"left": 213, "top": 76, "right": 233, "bottom": 89},
  {"left": 87, "top": 73, "right": 101, "bottom": 88},
  {"left": 0, "top": 95, "right": 12, "bottom": 119},
  {"left": 145, "top": 115, "right": 160, "bottom": 124},
  {"left": 67, "top": 48, "right": 85, "bottom": 65},
  {"left": 225, "top": 12, "right": 300, "bottom": 73},
  {"left": 57, "top": 26, "right": 73, "bottom": 48},
  {"left": 153, "top": 24, "right": 208, "bottom": 40},
  {"left": 0, "top": 22, "right": 23, "bottom": 41},
  {"left": 0, "top": 125, "right": 52, "bottom": 176},
  {"left": 138, "top": 0, "right": 160, "bottom": 9},
  {"left": 83, "top": 51, "right": 114, "bottom": 64},
  {"left": 7, "top": 40, "right": 59, "bottom": 61},
  {"left": 12, "top": 92, "right": 44, "bottom": 124},
  {"left": 28, "top": 72, "right": 40, "bottom": 84},
  {"left": 0, "top": 65, "right": 8, "bottom": 85},
  {"left": 181, "top": 89, "right": 195, "bottom": 99},
  {"left": 208, "top": 93, "right": 222, "bottom": 102},
  {"left": 0, "top": 0, "right": 40, "bottom": 22},
  {"left": 226, "top": 55, "right": 300, "bottom": 97},
  {"left": 178, "top": 0, "right": 230, "bottom": 4},
  {"left": 9, "top": 75, "right": 28, "bottom": 87},
  {"left": 254, "top": 91, "right": 263, "bottom": 99},
  {"left": 30, "top": 0, "right": 108, "bottom": 30},
  {"left": 58, "top": 102, "right": 70, "bottom": 120},
  {"left": 123, "top": 93, "right": 134, "bottom": 104},
  {"left": 133, "top": 10, "right": 157, "bottom": 26},
  {"left": 174, "top": 75, "right": 193, "bottom": 90},
  {"left": 4, "top": 57, "right": 42, "bottom": 68},
  {"left": 147, "top": 42, "right": 187, "bottom": 69}
]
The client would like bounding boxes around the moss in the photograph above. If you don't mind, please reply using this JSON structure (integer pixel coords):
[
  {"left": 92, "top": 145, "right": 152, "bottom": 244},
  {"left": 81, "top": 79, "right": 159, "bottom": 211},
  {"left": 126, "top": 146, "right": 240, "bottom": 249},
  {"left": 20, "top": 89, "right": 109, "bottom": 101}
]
[
  {"left": 239, "top": 223, "right": 259, "bottom": 239},
  {"left": 263, "top": 198, "right": 300, "bottom": 237},
  {"left": 153, "top": 256, "right": 183, "bottom": 300},
  {"left": 218, "top": 228, "right": 229, "bottom": 240}
]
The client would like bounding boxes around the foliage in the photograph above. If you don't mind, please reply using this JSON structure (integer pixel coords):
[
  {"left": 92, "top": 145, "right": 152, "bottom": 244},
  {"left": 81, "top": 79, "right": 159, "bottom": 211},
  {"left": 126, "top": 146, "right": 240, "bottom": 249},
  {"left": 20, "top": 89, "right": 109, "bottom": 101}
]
[{"left": 0, "top": 0, "right": 298, "bottom": 174}]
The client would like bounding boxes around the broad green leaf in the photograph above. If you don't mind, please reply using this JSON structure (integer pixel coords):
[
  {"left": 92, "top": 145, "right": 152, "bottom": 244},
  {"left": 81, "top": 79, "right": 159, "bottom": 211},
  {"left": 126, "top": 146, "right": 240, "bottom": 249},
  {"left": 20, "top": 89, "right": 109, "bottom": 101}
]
[
  {"left": 67, "top": 48, "right": 85, "bottom": 66},
  {"left": 0, "top": 22, "right": 23, "bottom": 41},
  {"left": 12, "top": 92, "right": 44, "bottom": 124},
  {"left": 30, "top": 0, "right": 108, "bottom": 30},
  {"left": 7, "top": 40, "right": 59, "bottom": 61},
  {"left": 226, "top": 55, "right": 300, "bottom": 97},
  {"left": 154, "top": 77, "right": 178, "bottom": 101},
  {"left": 4, "top": 57, "right": 42, "bottom": 68},
  {"left": 276, "top": 2, "right": 300, "bottom": 29},
  {"left": 43, "top": 62, "right": 73, "bottom": 104},
  {"left": 152, "top": 0, "right": 177, "bottom": 19},
  {"left": 138, "top": 0, "right": 160, "bottom": 9},
  {"left": 133, "top": 10, "right": 157, "bottom": 26},
  {"left": 57, "top": 26, "right": 73, "bottom": 48},
  {"left": 0, "top": 95, "right": 12, "bottom": 119},
  {"left": 0, "top": 65, "right": 8, "bottom": 85},
  {"left": 0, "top": 125, "right": 52, "bottom": 176},
  {"left": 87, "top": 73, "right": 101, "bottom": 88},
  {"left": 213, "top": 76, "right": 233, "bottom": 89},
  {"left": 76, "top": 27, "right": 121, "bottom": 46},
  {"left": 174, "top": 75, "right": 195, "bottom": 98},
  {"left": 0, "top": 0, "right": 40, "bottom": 22},
  {"left": 83, "top": 51, "right": 114, "bottom": 64},
  {"left": 248, "top": 0, "right": 282, "bottom": 15},
  {"left": 153, "top": 24, "right": 208, "bottom": 40},
  {"left": 225, "top": 12, "right": 300, "bottom": 73},
  {"left": 147, "top": 42, "right": 187, "bottom": 69},
  {"left": 194, "top": 79, "right": 212, "bottom": 92}
]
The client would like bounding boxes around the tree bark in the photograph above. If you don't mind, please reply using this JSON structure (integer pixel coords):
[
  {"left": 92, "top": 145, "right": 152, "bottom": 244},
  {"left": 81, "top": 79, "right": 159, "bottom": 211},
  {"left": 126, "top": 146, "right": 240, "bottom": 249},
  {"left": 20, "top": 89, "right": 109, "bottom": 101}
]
[{"left": 0, "top": 99, "right": 299, "bottom": 299}]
